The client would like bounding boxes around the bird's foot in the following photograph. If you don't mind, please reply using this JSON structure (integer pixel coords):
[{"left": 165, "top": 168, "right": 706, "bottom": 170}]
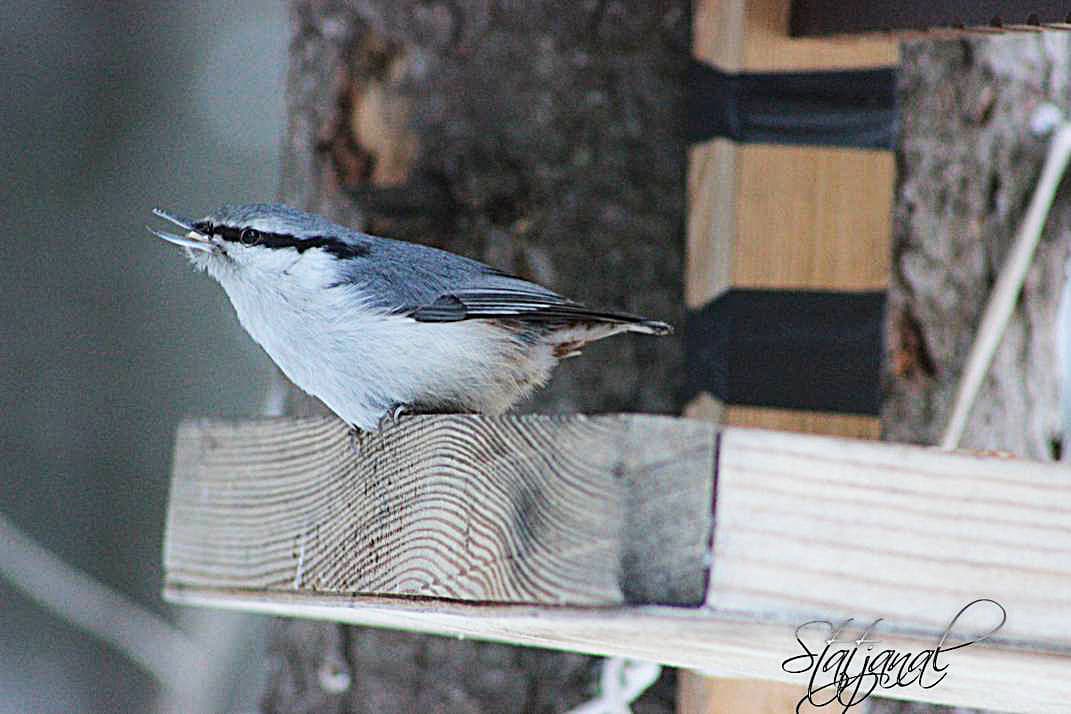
[{"left": 376, "top": 404, "right": 412, "bottom": 432}]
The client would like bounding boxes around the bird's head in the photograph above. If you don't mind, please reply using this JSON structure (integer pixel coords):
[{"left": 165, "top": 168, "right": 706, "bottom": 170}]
[{"left": 149, "top": 203, "right": 369, "bottom": 280}]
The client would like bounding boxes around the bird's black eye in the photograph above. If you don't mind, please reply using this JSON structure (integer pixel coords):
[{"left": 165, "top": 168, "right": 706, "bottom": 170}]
[{"left": 240, "top": 228, "right": 261, "bottom": 246}]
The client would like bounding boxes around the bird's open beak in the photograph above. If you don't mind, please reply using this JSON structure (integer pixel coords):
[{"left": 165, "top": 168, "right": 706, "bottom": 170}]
[{"left": 148, "top": 208, "right": 218, "bottom": 254}]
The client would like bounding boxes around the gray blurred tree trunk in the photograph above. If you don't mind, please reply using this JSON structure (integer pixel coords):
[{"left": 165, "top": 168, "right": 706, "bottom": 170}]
[{"left": 262, "top": 1, "right": 687, "bottom": 712}]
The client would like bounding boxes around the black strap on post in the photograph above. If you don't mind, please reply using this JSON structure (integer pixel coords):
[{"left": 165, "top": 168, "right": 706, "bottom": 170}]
[
  {"left": 687, "top": 60, "right": 898, "bottom": 149},
  {"left": 685, "top": 289, "right": 885, "bottom": 415}
]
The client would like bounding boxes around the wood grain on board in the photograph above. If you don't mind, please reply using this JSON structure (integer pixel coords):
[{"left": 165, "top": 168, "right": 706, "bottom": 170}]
[
  {"left": 163, "top": 418, "right": 1071, "bottom": 712},
  {"left": 165, "top": 417, "right": 1071, "bottom": 647},
  {"left": 164, "top": 414, "right": 715, "bottom": 606}
]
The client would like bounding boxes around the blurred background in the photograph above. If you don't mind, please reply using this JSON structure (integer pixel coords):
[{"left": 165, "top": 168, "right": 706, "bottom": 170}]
[{"left": 1, "top": 1, "right": 289, "bottom": 711}]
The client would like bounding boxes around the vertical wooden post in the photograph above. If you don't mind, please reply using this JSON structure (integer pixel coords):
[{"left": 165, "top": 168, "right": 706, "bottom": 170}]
[{"left": 682, "top": 0, "right": 897, "bottom": 710}]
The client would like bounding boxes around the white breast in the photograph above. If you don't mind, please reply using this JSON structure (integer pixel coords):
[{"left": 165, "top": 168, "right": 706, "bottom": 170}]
[{"left": 213, "top": 253, "right": 554, "bottom": 430}]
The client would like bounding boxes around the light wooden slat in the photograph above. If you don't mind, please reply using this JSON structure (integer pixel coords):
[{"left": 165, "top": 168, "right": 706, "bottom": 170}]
[
  {"left": 733, "top": 144, "right": 894, "bottom": 291},
  {"left": 710, "top": 427, "right": 1071, "bottom": 647},
  {"left": 740, "top": 0, "right": 898, "bottom": 71},
  {"left": 724, "top": 405, "right": 880, "bottom": 439},
  {"left": 680, "top": 676, "right": 824, "bottom": 714},
  {"left": 164, "top": 414, "right": 716, "bottom": 606},
  {"left": 163, "top": 586, "right": 1071, "bottom": 714}
]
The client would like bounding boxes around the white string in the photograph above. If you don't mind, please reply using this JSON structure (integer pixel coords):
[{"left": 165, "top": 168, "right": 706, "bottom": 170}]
[
  {"left": 940, "top": 120, "right": 1071, "bottom": 450},
  {"left": 564, "top": 657, "right": 662, "bottom": 714}
]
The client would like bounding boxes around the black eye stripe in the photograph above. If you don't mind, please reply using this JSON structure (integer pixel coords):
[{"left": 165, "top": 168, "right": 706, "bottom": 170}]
[{"left": 193, "top": 222, "right": 369, "bottom": 259}]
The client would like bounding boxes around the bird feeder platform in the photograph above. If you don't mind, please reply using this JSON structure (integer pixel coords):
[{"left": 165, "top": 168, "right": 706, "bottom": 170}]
[{"left": 163, "top": 414, "right": 1071, "bottom": 713}]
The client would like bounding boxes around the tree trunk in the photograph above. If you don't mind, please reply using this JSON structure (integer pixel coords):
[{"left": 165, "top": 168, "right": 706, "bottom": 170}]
[
  {"left": 262, "top": 1, "right": 687, "bottom": 711},
  {"left": 871, "top": 33, "right": 1071, "bottom": 714},
  {"left": 884, "top": 34, "right": 1071, "bottom": 460}
]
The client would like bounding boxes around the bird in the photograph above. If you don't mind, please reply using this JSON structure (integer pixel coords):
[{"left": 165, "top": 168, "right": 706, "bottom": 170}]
[{"left": 150, "top": 203, "right": 671, "bottom": 431}]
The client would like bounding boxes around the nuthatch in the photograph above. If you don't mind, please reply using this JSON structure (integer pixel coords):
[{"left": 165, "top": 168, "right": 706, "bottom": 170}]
[{"left": 150, "top": 204, "right": 671, "bottom": 430}]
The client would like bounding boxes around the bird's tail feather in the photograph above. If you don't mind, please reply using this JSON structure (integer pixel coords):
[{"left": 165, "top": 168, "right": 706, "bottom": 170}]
[{"left": 626, "top": 319, "right": 673, "bottom": 336}]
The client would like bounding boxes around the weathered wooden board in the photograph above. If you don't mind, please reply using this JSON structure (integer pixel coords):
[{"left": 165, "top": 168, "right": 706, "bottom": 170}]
[
  {"left": 163, "top": 586, "right": 1071, "bottom": 714},
  {"left": 164, "top": 416, "right": 1071, "bottom": 711},
  {"left": 164, "top": 414, "right": 716, "bottom": 606},
  {"left": 165, "top": 417, "right": 1071, "bottom": 647}
]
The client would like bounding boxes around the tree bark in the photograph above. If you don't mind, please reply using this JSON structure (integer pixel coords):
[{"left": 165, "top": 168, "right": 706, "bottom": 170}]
[
  {"left": 871, "top": 33, "right": 1071, "bottom": 714},
  {"left": 263, "top": 1, "right": 687, "bottom": 712},
  {"left": 884, "top": 35, "right": 1071, "bottom": 461}
]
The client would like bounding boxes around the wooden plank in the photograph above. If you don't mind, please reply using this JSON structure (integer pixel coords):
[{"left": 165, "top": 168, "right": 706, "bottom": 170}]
[
  {"left": 680, "top": 676, "right": 824, "bottom": 714},
  {"left": 709, "top": 427, "right": 1071, "bottom": 647},
  {"left": 733, "top": 145, "right": 894, "bottom": 291},
  {"left": 163, "top": 417, "right": 1071, "bottom": 710},
  {"left": 164, "top": 414, "right": 716, "bottom": 606},
  {"left": 723, "top": 405, "right": 880, "bottom": 439},
  {"left": 162, "top": 586, "right": 1071, "bottom": 714},
  {"left": 164, "top": 417, "right": 1071, "bottom": 649}
]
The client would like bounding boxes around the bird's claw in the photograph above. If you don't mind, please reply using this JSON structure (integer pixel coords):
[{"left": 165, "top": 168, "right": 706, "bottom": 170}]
[{"left": 377, "top": 404, "right": 411, "bottom": 432}]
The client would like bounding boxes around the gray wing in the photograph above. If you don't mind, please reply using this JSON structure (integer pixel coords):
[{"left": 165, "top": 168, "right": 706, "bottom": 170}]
[
  {"left": 340, "top": 236, "right": 668, "bottom": 331},
  {"left": 409, "top": 273, "right": 659, "bottom": 328}
]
